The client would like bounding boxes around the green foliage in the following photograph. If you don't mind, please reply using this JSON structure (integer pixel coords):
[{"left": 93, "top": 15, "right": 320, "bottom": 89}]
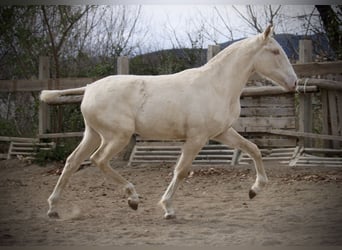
[
  {"left": 130, "top": 48, "right": 205, "bottom": 76},
  {"left": 34, "top": 139, "right": 79, "bottom": 166},
  {"left": 89, "top": 61, "right": 115, "bottom": 77},
  {"left": 62, "top": 105, "right": 84, "bottom": 132},
  {"left": 0, "top": 6, "right": 48, "bottom": 79},
  {"left": 58, "top": 104, "right": 84, "bottom": 132},
  {"left": 130, "top": 55, "right": 159, "bottom": 75},
  {"left": 0, "top": 119, "right": 19, "bottom": 137},
  {"left": 315, "top": 5, "right": 342, "bottom": 60}
]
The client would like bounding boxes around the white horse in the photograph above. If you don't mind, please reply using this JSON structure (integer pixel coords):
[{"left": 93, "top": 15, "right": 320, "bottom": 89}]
[{"left": 41, "top": 25, "right": 297, "bottom": 219}]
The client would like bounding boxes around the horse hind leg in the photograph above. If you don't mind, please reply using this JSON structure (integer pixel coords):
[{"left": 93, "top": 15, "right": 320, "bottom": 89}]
[
  {"left": 47, "top": 126, "right": 100, "bottom": 218},
  {"left": 90, "top": 132, "right": 140, "bottom": 210}
]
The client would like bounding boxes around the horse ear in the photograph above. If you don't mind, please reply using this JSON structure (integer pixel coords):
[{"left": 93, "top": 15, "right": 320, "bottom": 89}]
[{"left": 263, "top": 24, "right": 273, "bottom": 40}]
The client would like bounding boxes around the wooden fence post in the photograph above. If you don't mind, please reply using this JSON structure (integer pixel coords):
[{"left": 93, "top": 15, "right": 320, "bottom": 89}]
[
  {"left": 321, "top": 70, "right": 342, "bottom": 149},
  {"left": 208, "top": 45, "right": 246, "bottom": 165},
  {"left": 208, "top": 45, "right": 241, "bottom": 165},
  {"left": 117, "top": 56, "right": 134, "bottom": 160},
  {"left": 117, "top": 56, "right": 129, "bottom": 75},
  {"left": 298, "top": 39, "right": 313, "bottom": 147},
  {"left": 207, "top": 45, "right": 220, "bottom": 61},
  {"left": 38, "top": 56, "right": 51, "bottom": 136}
]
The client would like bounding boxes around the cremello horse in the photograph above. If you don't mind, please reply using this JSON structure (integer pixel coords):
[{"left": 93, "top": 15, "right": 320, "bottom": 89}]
[{"left": 41, "top": 25, "right": 297, "bottom": 219}]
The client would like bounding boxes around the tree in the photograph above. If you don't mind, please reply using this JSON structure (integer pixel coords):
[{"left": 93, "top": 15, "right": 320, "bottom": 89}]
[
  {"left": 41, "top": 6, "right": 93, "bottom": 79},
  {"left": 315, "top": 5, "right": 342, "bottom": 59},
  {"left": 101, "top": 5, "right": 144, "bottom": 57},
  {"left": 0, "top": 5, "right": 147, "bottom": 136},
  {"left": 156, "top": 17, "right": 207, "bottom": 74},
  {"left": 233, "top": 5, "right": 282, "bottom": 33},
  {"left": 72, "top": 5, "right": 147, "bottom": 77},
  {"left": 0, "top": 6, "right": 46, "bottom": 136},
  {"left": 0, "top": 6, "right": 46, "bottom": 79}
]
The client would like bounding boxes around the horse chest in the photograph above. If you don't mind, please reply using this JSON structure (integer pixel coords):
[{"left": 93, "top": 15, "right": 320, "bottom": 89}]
[{"left": 196, "top": 99, "right": 238, "bottom": 139}]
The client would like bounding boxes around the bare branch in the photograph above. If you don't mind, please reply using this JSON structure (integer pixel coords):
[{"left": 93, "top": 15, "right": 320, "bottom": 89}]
[{"left": 213, "top": 6, "right": 234, "bottom": 40}]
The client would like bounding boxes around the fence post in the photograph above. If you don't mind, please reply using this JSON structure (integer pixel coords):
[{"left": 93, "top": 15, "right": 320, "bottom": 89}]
[
  {"left": 117, "top": 56, "right": 129, "bottom": 75},
  {"left": 208, "top": 44, "right": 242, "bottom": 165},
  {"left": 298, "top": 39, "right": 313, "bottom": 147},
  {"left": 117, "top": 56, "right": 134, "bottom": 160},
  {"left": 207, "top": 45, "right": 245, "bottom": 165},
  {"left": 38, "top": 56, "right": 51, "bottom": 136},
  {"left": 207, "top": 45, "right": 221, "bottom": 61}
]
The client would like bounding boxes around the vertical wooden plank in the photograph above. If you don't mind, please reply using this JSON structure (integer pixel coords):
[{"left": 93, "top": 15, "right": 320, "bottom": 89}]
[
  {"left": 39, "top": 56, "right": 50, "bottom": 80},
  {"left": 117, "top": 56, "right": 129, "bottom": 75},
  {"left": 38, "top": 56, "right": 51, "bottom": 136},
  {"left": 208, "top": 45, "right": 250, "bottom": 162},
  {"left": 231, "top": 149, "right": 242, "bottom": 166},
  {"left": 299, "top": 40, "right": 313, "bottom": 63},
  {"left": 117, "top": 56, "right": 134, "bottom": 160},
  {"left": 325, "top": 73, "right": 342, "bottom": 149},
  {"left": 300, "top": 94, "right": 313, "bottom": 145},
  {"left": 328, "top": 91, "right": 340, "bottom": 149},
  {"left": 321, "top": 89, "right": 331, "bottom": 148},
  {"left": 207, "top": 45, "right": 220, "bottom": 61},
  {"left": 7, "top": 142, "right": 13, "bottom": 160},
  {"left": 298, "top": 40, "right": 313, "bottom": 147},
  {"left": 337, "top": 92, "right": 342, "bottom": 142}
]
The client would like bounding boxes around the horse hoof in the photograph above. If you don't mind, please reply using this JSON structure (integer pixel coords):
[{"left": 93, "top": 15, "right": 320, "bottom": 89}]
[
  {"left": 249, "top": 189, "right": 257, "bottom": 199},
  {"left": 164, "top": 213, "right": 176, "bottom": 219},
  {"left": 47, "top": 211, "right": 60, "bottom": 219},
  {"left": 128, "top": 199, "right": 139, "bottom": 210}
]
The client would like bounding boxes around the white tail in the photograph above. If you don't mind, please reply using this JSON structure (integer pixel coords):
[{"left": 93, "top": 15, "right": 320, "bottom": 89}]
[{"left": 40, "top": 87, "right": 86, "bottom": 103}]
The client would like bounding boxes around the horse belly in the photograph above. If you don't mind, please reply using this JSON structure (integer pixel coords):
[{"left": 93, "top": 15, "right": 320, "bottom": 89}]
[{"left": 135, "top": 108, "right": 188, "bottom": 140}]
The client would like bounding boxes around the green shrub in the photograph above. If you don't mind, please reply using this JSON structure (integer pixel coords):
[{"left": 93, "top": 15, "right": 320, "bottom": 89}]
[
  {"left": 34, "top": 139, "right": 79, "bottom": 166},
  {"left": 0, "top": 119, "right": 19, "bottom": 137}
]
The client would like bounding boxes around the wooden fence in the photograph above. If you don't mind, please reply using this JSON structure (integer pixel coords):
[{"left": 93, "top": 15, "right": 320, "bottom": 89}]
[
  {"left": 0, "top": 40, "right": 341, "bottom": 165},
  {"left": 1, "top": 61, "right": 341, "bottom": 92}
]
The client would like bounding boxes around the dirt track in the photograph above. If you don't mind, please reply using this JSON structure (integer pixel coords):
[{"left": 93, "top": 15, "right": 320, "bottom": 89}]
[{"left": 0, "top": 159, "right": 342, "bottom": 246}]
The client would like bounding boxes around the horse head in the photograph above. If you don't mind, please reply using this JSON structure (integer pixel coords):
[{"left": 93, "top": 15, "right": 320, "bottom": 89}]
[{"left": 253, "top": 25, "right": 298, "bottom": 92}]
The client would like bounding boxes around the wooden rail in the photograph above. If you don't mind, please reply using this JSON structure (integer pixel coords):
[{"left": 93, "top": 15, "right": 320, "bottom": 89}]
[
  {"left": 0, "top": 61, "right": 341, "bottom": 92},
  {"left": 0, "top": 136, "right": 38, "bottom": 142},
  {"left": 268, "top": 129, "right": 342, "bottom": 141},
  {"left": 38, "top": 132, "right": 84, "bottom": 138},
  {"left": 34, "top": 85, "right": 319, "bottom": 105},
  {"left": 0, "top": 78, "right": 98, "bottom": 92},
  {"left": 297, "top": 78, "right": 342, "bottom": 91},
  {"left": 7, "top": 141, "right": 55, "bottom": 160}
]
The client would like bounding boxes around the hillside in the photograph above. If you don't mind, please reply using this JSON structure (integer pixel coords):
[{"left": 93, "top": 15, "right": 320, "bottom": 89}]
[{"left": 130, "top": 33, "right": 334, "bottom": 76}]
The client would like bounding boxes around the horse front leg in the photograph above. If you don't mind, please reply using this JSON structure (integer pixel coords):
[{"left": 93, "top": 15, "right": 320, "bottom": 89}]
[
  {"left": 159, "top": 138, "right": 206, "bottom": 219},
  {"left": 213, "top": 127, "right": 268, "bottom": 199}
]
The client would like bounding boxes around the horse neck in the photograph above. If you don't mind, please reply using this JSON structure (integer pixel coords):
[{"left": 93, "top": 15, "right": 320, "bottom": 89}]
[{"left": 204, "top": 37, "right": 261, "bottom": 98}]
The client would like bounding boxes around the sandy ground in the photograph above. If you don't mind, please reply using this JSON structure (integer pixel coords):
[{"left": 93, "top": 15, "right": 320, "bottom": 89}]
[{"left": 0, "top": 158, "right": 342, "bottom": 246}]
